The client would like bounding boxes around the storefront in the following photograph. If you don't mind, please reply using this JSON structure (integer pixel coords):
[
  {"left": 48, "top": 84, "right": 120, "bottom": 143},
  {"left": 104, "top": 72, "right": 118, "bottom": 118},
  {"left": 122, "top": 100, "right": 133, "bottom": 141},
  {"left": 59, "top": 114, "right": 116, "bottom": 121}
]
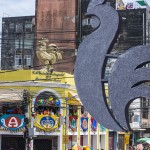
[
  {"left": 0, "top": 70, "right": 109, "bottom": 150},
  {"left": 31, "top": 89, "right": 62, "bottom": 150},
  {"left": 0, "top": 89, "right": 26, "bottom": 150}
]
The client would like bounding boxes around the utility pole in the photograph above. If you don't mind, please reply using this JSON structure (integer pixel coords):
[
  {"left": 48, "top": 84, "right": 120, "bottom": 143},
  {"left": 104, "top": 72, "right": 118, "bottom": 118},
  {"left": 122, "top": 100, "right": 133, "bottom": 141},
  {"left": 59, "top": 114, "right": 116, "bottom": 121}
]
[
  {"left": 64, "top": 98, "right": 69, "bottom": 150},
  {"left": 22, "top": 89, "right": 31, "bottom": 150}
]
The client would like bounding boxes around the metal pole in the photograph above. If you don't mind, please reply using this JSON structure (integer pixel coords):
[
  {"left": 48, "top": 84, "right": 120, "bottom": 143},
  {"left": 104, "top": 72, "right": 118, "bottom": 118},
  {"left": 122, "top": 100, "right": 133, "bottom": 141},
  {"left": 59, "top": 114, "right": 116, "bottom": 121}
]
[
  {"left": 23, "top": 90, "right": 30, "bottom": 150},
  {"left": 132, "top": 131, "right": 135, "bottom": 146},
  {"left": 65, "top": 98, "right": 69, "bottom": 150},
  {"left": 25, "top": 103, "right": 30, "bottom": 150}
]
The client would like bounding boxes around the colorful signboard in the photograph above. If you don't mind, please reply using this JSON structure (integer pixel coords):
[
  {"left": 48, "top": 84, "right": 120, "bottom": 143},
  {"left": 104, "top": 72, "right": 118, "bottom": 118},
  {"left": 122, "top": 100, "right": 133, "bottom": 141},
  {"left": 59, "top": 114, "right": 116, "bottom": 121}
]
[
  {"left": 91, "top": 117, "right": 97, "bottom": 132},
  {"left": 124, "top": 134, "right": 130, "bottom": 144},
  {"left": 34, "top": 114, "right": 59, "bottom": 132},
  {"left": 0, "top": 114, "right": 25, "bottom": 131},
  {"left": 126, "top": 3, "right": 134, "bottom": 9},
  {"left": 116, "top": 0, "right": 147, "bottom": 10},
  {"left": 69, "top": 116, "right": 77, "bottom": 131},
  {"left": 81, "top": 117, "right": 88, "bottom": 132}
]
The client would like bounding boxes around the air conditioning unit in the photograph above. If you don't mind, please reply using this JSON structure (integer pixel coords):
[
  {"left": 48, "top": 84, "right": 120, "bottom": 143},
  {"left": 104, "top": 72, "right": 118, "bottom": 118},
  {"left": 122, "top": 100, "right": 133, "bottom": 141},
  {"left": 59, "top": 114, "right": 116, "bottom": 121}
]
[{"left": 130, "top": 122, "right": 140, "bottom": 129}]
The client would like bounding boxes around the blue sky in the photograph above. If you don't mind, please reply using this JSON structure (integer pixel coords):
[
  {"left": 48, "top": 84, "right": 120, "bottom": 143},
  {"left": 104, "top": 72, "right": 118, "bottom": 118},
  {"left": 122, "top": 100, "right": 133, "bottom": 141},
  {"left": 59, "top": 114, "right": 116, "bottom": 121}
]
[{"left": 0, "top": 0, "right": 35, "bottom": 32}]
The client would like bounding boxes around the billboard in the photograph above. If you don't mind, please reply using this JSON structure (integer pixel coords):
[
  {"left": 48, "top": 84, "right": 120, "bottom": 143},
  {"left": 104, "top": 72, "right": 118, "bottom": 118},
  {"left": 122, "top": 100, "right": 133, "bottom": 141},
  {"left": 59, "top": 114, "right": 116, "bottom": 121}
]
[{"left": 116, "top": 0, "right": 147, "bottom": 10}]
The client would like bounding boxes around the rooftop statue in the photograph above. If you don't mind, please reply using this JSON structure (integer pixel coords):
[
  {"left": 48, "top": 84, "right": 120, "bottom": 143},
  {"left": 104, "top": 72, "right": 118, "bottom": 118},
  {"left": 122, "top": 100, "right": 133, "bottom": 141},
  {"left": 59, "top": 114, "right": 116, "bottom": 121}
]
[
  {"left": 36, "top": 38, "right": 62, "bottom": 73},
  {"left": 74, "top": 0, "right": 150, "bottom": 131}
]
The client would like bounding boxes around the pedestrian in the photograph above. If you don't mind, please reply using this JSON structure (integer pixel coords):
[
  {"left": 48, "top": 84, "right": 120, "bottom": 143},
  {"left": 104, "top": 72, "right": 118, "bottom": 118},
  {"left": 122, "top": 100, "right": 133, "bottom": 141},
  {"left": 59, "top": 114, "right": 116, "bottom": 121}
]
[{"left": 137, "top": 143, "right": 143, "bottom": 150}]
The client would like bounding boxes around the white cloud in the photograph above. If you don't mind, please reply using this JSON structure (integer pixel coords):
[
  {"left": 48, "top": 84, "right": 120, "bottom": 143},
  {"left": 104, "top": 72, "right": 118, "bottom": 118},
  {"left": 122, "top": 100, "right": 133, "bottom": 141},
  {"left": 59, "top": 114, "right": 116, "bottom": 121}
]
[
  {"left": 0, "top": 0, "right": 35, "bottom": 32},
  {"left": 0, "top": 0, "right": 35, "bottom": 17}
]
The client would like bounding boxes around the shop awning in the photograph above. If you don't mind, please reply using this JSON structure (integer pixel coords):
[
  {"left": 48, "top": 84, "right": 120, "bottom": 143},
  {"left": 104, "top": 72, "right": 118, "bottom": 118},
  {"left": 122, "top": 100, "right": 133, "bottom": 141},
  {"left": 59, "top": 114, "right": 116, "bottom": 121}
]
[
  {"left": 0, "top": 89, "right": 23, "bottom": 102},
  {"left": 68, "top": 91, "right": 82, "bottom": 106}
]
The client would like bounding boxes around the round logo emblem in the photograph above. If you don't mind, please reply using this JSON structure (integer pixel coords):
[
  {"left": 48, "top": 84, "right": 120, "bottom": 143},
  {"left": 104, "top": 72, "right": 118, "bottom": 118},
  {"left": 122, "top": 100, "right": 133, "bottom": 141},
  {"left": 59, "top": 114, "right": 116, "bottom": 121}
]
[
  {"left": 5, "top": 116, "right": 21, "bottom": 128},
  {"left": 40, "top": 117, "right": 55, "bottom": 129}
]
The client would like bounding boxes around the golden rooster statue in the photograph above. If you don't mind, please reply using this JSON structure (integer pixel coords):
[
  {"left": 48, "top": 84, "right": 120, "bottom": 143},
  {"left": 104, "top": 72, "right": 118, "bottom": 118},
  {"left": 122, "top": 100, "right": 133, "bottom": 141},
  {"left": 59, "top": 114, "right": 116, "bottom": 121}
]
[{"left": 36, "top": 38, "right": 62, "bottom": 72}]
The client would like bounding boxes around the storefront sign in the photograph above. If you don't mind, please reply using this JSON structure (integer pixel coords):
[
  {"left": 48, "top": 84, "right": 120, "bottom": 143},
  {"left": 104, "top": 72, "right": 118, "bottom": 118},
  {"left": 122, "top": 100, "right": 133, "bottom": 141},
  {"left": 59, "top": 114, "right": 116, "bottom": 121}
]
[
  {"left": 34, "top": 114, "right": 59, "bottom": 132},
  {"left": 63, "top": 135, "right": 69, "bottom": 144},
  {"left": 81, "top": 117, "right": 88, "bottom": 132},
  {"left": 91, "top": 117, "right": 97, "bottom": 132},
  {"left": 126, "top": 3, "right": 133, "bottom": 9},
  {"left": 124, "top": 136, "right": 130, "bottom": 144},
  {"left": 32, "top": 71, "right": 65, "bottom": 76},
  {"left": 69, "top": 116, "right": 77, "bottom": 131},
  {"left": 116, "top": 0, "right": 147, "bottom": 10},
  {"left": 32, "top": 71, "right": 65, "bottom": 82},
  {"left": 0, "top": 114, "right": 25, "bottom": 131},
  {"left": 124, "top": 133, "right": 130, "bottom": 144}
]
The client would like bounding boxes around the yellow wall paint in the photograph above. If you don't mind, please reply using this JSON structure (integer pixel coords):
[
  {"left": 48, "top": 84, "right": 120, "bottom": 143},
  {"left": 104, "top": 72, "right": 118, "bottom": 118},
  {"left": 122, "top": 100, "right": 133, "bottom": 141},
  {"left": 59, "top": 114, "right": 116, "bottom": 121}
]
[
  {"left": 0, "top": 70, "right": 75, "bottom": 86},
  {"left": 0, "top": 70, "right": 128, "bottom": 150},
  {"left": 105, "top": 129, "right": 109, "bottom": 150}
]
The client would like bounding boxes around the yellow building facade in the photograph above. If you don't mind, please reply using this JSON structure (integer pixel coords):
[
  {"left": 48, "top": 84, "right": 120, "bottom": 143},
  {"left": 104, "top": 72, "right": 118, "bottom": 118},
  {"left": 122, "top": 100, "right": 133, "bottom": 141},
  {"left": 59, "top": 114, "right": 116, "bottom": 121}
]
[{"left": 0, "top": 70, "right": 108, "bottom": 150}]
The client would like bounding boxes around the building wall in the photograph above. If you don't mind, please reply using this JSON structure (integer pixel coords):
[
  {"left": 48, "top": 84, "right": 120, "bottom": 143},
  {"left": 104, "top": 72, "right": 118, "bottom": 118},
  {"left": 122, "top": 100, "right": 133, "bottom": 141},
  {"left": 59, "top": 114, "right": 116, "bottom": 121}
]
[
  {"left": 35, "top": 0, "right": 77, "bottom": 73},
  {"left": 1, "top": 16, "right": 35, "bottom": 70}
]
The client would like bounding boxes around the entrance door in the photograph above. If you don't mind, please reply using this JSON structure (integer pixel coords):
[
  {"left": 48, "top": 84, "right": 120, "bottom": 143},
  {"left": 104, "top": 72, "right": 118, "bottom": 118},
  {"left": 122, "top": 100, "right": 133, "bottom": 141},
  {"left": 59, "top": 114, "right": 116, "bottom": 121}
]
[
  {"left": 118, "top": 134, "right": 124, "bottom": 150},
  {"left": 34, "top": 138, "right": 58, "bottom": 150},
  {"left": 109, "top": 132, "right": 114, "bottom": 150},
  {"left": 2, "top": 135, "right": 25, "bottom": 150}
]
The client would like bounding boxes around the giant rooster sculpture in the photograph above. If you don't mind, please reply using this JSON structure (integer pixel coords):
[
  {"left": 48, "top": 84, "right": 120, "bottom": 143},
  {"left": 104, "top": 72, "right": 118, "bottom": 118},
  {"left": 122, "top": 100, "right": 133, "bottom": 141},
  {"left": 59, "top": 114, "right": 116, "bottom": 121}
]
[
  {"left": 36, "top": 38, "right": 62, "bottom": 72},
  {"left": 74, "top": 0, "right": 150, "bottom": 131}
]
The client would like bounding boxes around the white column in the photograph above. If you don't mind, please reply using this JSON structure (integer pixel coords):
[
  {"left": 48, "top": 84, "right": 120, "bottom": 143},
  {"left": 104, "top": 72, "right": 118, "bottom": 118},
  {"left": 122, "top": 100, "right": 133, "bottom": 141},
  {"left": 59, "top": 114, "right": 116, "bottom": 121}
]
[
  {"left": 88, "top": 114, "right": 91, "bottom": 147},
  {"left": 101, "top": 135, "right": 105, "bottom": 149},
  {"left": 83, "top": 135, "right": 88, "bottom": 145},
  {"left": 92, "top": 135, "right": 97, "bottom": 150},
  {"left": 97, "top": 125, "right": 100, "bottom": 150},
  {"left": 58, "top": 126, "right": 63, "bottom": 150}
]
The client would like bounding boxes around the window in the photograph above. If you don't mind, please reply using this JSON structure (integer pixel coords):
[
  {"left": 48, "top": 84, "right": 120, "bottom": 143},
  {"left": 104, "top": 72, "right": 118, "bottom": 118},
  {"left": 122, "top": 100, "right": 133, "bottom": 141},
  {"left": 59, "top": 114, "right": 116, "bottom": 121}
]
[
  {"left": 2, "top": 23, "right": 8, "bottom": 34},
  {"left": 16, "top": 23, "right": 23, "bottom": 33},
  {"left": 141, "top": 98, "right": 150, "bottom": 119},
  {"left": 15, "top": 55, "right": 22, "bottom": 66},
  {"left": 15, "top": 39, "right": 23, "bottom": 49},
  {"left": 24, "top": 39, "right": 33, "bottom": 49},
  {"left": 9, "top": 23, "right": 14, "bottom": 32},
  {"left": 25, "top": 21, "right": 32, "bottom": 32},
  {"left": 142, "top": 109, "right": 148, "bottom": 119},
  {"left": 24, "top": 34, "right": 34, "bottom": 49},
  {"left": 24, "top": 55, "right": 31, "bottom": 66}
]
